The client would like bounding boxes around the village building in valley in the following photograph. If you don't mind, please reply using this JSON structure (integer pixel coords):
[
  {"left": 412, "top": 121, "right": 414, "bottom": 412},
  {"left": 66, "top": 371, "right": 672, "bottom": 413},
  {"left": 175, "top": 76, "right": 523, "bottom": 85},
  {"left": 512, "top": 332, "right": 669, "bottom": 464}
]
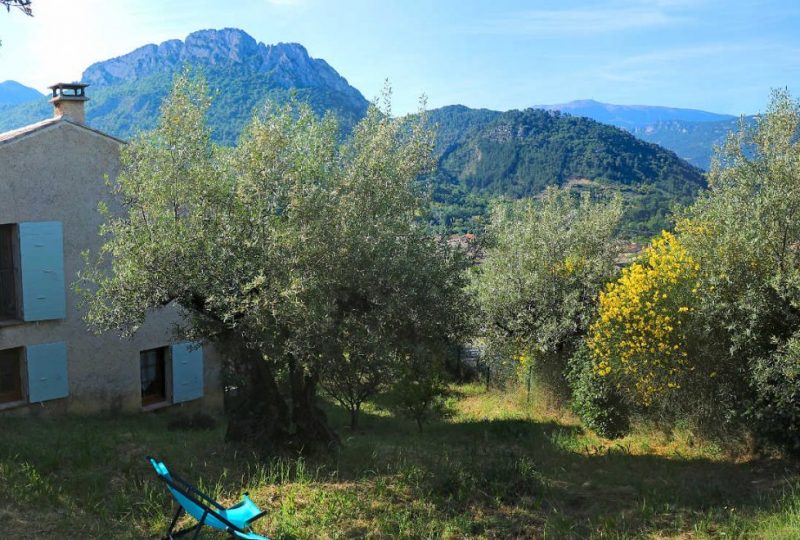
[{"left": 0, "top": 83, "right": 223, "bottom": 414}]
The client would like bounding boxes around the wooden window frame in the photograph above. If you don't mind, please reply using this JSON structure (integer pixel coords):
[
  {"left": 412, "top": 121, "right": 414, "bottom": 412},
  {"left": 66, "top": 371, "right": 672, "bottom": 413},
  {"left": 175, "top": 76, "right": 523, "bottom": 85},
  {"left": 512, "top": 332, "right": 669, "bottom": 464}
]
[
  {"left": 140, "top": 346, "right": 171, "bottom": 408},
  {"left": 0, "top": 347, "right": 25, "bottom": 405},
  {"left": 0, "top": 224, "right": 22, "bottom": 323}
]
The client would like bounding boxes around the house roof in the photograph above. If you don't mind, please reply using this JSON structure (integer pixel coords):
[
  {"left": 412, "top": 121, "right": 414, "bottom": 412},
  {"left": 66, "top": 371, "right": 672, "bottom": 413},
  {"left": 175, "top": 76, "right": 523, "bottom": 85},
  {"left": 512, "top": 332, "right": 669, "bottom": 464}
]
[{"left": 0, "top": 117, "right": 126, "bottom": 146}]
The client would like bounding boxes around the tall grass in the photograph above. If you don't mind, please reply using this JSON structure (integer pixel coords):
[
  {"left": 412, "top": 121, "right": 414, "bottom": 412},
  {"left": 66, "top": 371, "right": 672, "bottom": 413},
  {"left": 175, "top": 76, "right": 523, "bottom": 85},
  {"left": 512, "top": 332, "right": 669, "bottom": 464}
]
[{"left": 0, "top": 385, "right": 797, "bottom": 538}]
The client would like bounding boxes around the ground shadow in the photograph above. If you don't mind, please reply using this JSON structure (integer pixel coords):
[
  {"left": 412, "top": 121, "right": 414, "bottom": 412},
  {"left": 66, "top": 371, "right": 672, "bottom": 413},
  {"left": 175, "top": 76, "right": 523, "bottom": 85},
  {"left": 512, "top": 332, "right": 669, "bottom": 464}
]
[{"left": 319, "top": 403, "right": 800, "bottom": 538}]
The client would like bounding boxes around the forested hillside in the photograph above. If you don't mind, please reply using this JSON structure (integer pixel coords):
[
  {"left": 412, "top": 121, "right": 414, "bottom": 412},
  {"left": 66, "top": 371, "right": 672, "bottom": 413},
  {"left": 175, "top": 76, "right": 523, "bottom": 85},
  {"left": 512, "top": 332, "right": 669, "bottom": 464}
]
[
  {"left": 631, "top": 116, "right": 756, "bottom": 169},
  {"left": 427, "top": 106, "right": 707, "bottom": 236}
]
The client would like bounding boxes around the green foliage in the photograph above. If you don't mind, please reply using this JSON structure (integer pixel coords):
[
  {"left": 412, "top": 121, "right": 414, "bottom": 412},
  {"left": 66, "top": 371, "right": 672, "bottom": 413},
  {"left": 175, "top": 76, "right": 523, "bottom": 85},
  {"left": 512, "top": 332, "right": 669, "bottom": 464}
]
[
  {"left": 427, "top": 180, "right": 489, "bottom": 234},
  {"left": 673, "top": 90, "right": 800, "bottom": 444},
  {"left": 473, "top": 187, "right": 623, "bottom": 399},
  {"left": 567, "top": 343, "right": 630, "bottom": 439},
  {"left": 392, "top": 348, "right": 452, "bottom": 432},
  {"left": 751, "top": 332, "right": 800, "bottom": 455}
]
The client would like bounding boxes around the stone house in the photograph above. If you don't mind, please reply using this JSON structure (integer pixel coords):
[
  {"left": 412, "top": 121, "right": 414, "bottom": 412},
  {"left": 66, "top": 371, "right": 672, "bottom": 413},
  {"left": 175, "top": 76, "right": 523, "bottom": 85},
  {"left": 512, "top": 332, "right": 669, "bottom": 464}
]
[{"left": 0, "top": 83, "right": 222, "bottom": 414}]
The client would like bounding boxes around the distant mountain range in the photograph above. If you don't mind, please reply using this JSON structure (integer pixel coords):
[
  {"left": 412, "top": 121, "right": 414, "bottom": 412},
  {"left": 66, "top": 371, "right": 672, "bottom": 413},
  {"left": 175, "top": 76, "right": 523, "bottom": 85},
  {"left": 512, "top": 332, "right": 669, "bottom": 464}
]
[
  {"left": 630, "top": 116, "right": 755, "bottom": 169},
  {"left": 0, "top": 28, "right": 717, "bottom": 236},
  {"left": 537, "top": 99, "right": 736, "bottom": 129},
  {"left": 535, "top": 99, "right": 749, "bottom": 169},
  {"left": 0, "top": 80, "right": 42, "bottom": 106}
]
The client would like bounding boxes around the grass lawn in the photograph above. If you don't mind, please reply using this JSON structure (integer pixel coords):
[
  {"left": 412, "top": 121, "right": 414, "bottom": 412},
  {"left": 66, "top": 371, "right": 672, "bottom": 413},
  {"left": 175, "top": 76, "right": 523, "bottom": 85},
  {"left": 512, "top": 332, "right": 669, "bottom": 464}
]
[{"left": 1, "top": 383, "right": 798, "bottom": 539}]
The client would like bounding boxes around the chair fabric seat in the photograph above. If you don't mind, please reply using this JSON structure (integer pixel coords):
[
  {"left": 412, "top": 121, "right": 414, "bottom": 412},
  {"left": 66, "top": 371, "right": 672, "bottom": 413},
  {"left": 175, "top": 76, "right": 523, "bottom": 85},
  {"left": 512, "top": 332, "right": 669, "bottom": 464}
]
[
  {"left": 222, "top": 495, "right": 263, "bottom": 529},
  {"left": 147, "top": 456, "right": 269, "bottom": 540}
]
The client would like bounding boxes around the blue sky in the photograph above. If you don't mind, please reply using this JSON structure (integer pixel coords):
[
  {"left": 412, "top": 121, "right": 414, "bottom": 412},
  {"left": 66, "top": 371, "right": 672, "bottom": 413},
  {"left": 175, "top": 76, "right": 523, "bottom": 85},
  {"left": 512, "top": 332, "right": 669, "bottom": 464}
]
[{"left": 0, "top": 0, "right": 798, "bottom": 115}]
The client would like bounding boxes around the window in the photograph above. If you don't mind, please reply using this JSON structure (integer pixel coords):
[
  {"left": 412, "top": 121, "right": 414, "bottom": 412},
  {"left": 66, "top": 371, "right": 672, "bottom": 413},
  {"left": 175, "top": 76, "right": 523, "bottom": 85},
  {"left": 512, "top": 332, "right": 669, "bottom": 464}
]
[
  {"left": 0, "top": 347, "right": 23, "bottom": 404},
  {"left": 0, "top": 221, "right": 65, "bottom": 323},
  {"left": 0, "top": 342, "right": 68, "bottom": 407},
  {"left": 140, "top": 347, "right": 168, "bottom": 406},
  {"left": 140, "top": 342, "right": 204, "bottom": 408},
  {"left": 0, "top": 224, "right": 20, "bottom": 321}
]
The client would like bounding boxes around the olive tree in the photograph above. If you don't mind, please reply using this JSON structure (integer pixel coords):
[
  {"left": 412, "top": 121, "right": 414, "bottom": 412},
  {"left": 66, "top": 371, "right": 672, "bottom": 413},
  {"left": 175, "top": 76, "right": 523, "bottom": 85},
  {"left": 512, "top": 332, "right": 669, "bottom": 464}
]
[
  {"left": 314, "top": 96, "right": 473, "bottom": 430},
  {"left": 473, "top": 188, "right": 623, "bottom": 401},
  {"left": 78, "top": 73, "right": 471, "bottom": 450},
  {"left": 675, "top": 89, "right": 800, "bottom": 446}
]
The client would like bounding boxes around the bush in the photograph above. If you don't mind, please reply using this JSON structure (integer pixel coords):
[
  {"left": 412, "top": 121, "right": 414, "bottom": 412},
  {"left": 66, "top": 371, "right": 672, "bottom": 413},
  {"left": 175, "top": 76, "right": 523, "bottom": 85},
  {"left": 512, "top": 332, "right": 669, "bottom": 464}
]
[
  {"left": 750, "top": 333, "right": 800, "bottom": 455},
  {"left": 587, "top": 231, "right": 700, "bottom": 406},
  {"left": 392, "top": 349, "right": 452, "bottom": 431},
  {"left": 567, "top": 343, "right": 630, "bottom": 439},
  {"left": 675, "top": 90, "right": 800, "bottom": 446}
]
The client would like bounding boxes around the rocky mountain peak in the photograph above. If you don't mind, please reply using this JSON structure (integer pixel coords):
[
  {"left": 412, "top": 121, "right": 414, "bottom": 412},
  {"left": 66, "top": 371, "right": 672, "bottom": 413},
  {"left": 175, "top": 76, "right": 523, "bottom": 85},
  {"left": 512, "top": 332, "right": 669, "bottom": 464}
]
[
  {"left": 182, "top": 28, "right": 260, "bottom": 65},
  {"left": 80, "top": 28, "right": 364, "bottom": 105}
]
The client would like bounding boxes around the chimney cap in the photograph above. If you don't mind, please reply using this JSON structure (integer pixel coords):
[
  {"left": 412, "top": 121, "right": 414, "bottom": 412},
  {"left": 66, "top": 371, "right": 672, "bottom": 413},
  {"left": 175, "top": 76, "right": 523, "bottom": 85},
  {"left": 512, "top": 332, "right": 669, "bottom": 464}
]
[
  {"left": 48, "top": 82, "right": 89, "bottom": 90},
  {"left": 49, "top": 82, "right": 89, "bottom": 102}
]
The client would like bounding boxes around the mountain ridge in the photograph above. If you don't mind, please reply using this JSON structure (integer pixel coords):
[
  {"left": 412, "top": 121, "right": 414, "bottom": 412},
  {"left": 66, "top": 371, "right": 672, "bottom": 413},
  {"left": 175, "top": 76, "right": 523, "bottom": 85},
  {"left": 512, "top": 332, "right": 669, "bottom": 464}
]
[
  {"left": 0, "top": 80, "right": 43, "bottom": 107},
  {"left": 427, "top": 105, "right": 706, "bottom": 235},
  {"left": 0, "top": 28, "right": 369, "bottom": 142},
  {"left": 81, "top": 28, "right": 364, "bottom": 112},
  {"left": 535, "top": 98, "right": 737, "bottom": 129}
]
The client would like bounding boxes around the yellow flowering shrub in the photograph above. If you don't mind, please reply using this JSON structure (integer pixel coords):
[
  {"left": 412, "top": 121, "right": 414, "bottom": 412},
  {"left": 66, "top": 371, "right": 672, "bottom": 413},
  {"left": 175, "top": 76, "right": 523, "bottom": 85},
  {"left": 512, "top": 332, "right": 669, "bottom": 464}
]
[{"left": 588, "top": 231, "right": 700, "bottom": 404}]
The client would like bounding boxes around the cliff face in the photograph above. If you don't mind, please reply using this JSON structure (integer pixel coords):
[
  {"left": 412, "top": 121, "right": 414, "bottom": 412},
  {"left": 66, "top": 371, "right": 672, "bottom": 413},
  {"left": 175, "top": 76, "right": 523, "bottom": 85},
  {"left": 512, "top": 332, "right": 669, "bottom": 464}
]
[{"left": 81, "top": 28, "right": 366, "bottom": 111}]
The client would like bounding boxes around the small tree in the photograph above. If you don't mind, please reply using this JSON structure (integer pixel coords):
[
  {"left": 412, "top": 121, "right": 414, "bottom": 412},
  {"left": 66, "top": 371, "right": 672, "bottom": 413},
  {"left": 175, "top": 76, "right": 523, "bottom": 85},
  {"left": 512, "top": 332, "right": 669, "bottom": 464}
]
[
  {"left": 393, "top": 346, "right": 452, "bottom": 432},
  {"left": 320, "top": 346, "right": 394, "bottom": 430},
  {"left": 473, "top": 188, "right": 623, "bottom": 400}
]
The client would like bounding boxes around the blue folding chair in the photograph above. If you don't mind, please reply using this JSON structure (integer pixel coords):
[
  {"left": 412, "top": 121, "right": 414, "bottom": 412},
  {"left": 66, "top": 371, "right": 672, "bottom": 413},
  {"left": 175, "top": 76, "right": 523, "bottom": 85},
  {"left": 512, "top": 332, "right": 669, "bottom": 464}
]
[{"left": 147, "top": 456, "right": 269, "bottom": 540}]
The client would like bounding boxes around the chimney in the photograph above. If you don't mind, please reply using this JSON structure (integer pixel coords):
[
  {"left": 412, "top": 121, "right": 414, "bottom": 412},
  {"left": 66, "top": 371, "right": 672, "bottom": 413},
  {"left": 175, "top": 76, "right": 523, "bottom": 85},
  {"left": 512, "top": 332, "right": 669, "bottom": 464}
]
[{"left": 48, "top": 82, "right": 89, "bottom": 124}]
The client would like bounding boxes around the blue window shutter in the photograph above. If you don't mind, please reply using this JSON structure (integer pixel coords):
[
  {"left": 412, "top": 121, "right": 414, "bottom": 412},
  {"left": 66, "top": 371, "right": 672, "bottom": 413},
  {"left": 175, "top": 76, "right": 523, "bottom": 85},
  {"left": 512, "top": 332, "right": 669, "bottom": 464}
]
[
  {"left": 171, "top": 342, "right": 203, "bottom": 403},
  {"left": 19, "top": 221, "right": 66, "bottom": 321},
  {"left": 26, "top": 342, "right": 69, "bottom": 403}
]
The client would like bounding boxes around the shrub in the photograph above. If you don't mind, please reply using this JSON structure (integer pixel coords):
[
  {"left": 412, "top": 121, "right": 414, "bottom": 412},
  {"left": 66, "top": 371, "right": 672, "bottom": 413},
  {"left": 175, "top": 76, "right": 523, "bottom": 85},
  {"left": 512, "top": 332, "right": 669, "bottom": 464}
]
[
  {"left": 676, "top": 90, "right": 800, "bottom": 446},
  {"left": 750, "top": 333, "right": 800, "bottom": 455},
  {"left": 392, "top": 348, "right": 452, "bottom": 431},
  {"left": 587, "top": 231, "right": 700, "bottom": 406},
  {"left": 567, "top": 343, "right": 630, "bottom": 439}
]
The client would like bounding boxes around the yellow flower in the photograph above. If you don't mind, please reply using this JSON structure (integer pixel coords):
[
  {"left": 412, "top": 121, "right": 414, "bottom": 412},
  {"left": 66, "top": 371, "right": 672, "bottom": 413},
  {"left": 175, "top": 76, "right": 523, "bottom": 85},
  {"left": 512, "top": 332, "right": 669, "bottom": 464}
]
[{"left": 588, "top": 231, "right": 699, "bottom": 404}]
